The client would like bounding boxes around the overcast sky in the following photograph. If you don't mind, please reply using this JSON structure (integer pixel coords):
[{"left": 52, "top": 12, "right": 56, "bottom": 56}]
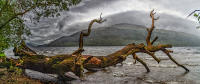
[{"left": 27, "top": 0, "right": 200, "bottom": 44}]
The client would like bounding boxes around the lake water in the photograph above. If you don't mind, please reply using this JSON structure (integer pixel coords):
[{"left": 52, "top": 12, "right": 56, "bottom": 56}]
[{"left": 5, "top": 46, "right": 200, "bottom": 84}]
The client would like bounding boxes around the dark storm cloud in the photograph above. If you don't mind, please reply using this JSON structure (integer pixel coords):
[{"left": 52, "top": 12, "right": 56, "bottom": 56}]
[{"left": 27, "top": 0, "right": 200, "bottom": 44}]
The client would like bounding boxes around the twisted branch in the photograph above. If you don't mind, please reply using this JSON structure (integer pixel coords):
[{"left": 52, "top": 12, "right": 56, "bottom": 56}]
[
  {"left": 146, "top": 10, "right": 159, "bottom": 47},
  {"left": 71, "top": 14, "right": 106, "bottom": 77},
  {"left": 72, "top": 13, "right": 106, "bottom": 55}
]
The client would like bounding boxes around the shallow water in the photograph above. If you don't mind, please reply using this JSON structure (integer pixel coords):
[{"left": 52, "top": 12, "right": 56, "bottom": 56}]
[{"left": 6, "top": 46, "right": 200, "bottom": 84}]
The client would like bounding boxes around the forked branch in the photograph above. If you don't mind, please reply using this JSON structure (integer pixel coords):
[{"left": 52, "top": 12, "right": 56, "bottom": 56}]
[
  {"left": 146, "top": 10, "right": 159, "bottom": 46},
  {"left": 143, "top": 10, "right": 189, "bottom": 72}
]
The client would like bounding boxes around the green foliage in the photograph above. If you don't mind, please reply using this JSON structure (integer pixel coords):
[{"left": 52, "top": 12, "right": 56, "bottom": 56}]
[
  {"left": 8, "top": 66, "right": 23, "bottom": 75},
  {"left": 194, "top": 13, "right": 199, "bottom": 17},
  {"left": 28, "top": 0, "right": 82, "bottom": 22},
  {"left": 194, "top": 13, "right": 200, "bottom": 22},
  {"left": 0, "top": 53, "right": 5, "bottom": 58},
  {"left": 0, "top": 0, "right": 27, "bottom": 53},
  {"left": 193, "top": 13, "right": 200, "bottom": 29},
  {"left": 0, "top": 0, "right": 81, "bottom": 53},
  {"left": 193, "top": 13, "right": 200, "bottom": 24}
]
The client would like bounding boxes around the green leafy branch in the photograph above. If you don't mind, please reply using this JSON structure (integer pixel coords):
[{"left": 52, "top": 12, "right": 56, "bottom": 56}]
[{"left": 188, "top": 10, "right": 200, "bottom": 29}]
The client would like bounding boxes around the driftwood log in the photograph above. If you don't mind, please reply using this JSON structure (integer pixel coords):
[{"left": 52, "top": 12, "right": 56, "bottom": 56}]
[{"left": 8, "top": 11, "right": 189, "bottom": 80}]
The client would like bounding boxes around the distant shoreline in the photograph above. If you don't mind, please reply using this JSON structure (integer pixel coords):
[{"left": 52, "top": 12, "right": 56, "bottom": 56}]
[{"left": 37, "top": 23, "right": 200, "bottom": 48}]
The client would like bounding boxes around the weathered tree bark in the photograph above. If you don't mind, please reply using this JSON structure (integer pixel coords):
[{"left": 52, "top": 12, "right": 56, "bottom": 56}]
[
  {"left": 15, "top": 43, "right": 170, "bottom": 78},
  {"left": 6, "top": 11, "right": 189, "bottom": 81}
]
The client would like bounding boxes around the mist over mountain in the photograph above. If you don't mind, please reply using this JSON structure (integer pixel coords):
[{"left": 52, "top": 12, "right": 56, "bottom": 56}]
[
  {"left": 41, "top": 23, "right": 200, "bottom": 47},
  {"left": 26, "top": 0, "right": 200, "bottom": 45}
]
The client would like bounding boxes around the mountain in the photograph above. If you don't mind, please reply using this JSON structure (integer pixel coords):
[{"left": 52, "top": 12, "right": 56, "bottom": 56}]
[{"left": 41, "top": 23, "right": 200, "bottom": 47}]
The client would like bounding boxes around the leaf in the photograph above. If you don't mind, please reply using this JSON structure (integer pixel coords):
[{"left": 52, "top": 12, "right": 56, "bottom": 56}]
[
  {"left": 0, "top": 53, "right": 5, "bottom": 57},
  {"left": 194, "top": 13, "right": 199, "bottom": 17},
  {"left": 0, "top": 0, "right": 82, "bottom": 53}
]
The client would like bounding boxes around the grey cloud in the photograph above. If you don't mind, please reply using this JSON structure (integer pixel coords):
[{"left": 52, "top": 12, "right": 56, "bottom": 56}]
[
  {"left": 27, "top": 0, "right": 200, "bottom": 44},
  {"left": 148, "top": 0, "right": 200, "bottom": 11},
  {"left": 65, "top": 10, "right": 199, "bottom": 35},
  {"left": 70, "top": 0, "right": 117, "bottom": 13}
]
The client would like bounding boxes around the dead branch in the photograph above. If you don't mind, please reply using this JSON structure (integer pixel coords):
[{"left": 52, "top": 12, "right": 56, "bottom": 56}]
[
  {"left": 161, "top": 49, "right": 189, "bottom": 72},
  {"left": 141, "top": 49, "right": 160, "bottom": 63},
  {"left": 187, "top": 10, "right": 200, "bottom": 18},
  {"left": 132, "top": 53, "right": 150, "bottom": 72},
  {"left": 72, "top": 13, "right": 106, "bottom": 55},
  {"left": 146, "top": 10, "right": 160, "bottom": 47},
  {"left": 70, "top": 13, "right": 106, "bottom": 77},
  {"left": 142, "top": 10, "right": 189, "bottom": 72},
  {"left": 151, "top": 36, "right": 158, "bottom": 45}
]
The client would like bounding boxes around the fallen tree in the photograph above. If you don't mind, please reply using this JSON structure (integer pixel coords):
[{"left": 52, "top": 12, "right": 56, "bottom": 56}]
[{"left": 2, "top": 10, "right": 189, "bottom": 81}]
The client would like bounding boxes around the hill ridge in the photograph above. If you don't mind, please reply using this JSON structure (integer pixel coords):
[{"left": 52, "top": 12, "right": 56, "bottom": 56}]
[{"left": 41, "top": 23, "right": 200, "bottom": 47}]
